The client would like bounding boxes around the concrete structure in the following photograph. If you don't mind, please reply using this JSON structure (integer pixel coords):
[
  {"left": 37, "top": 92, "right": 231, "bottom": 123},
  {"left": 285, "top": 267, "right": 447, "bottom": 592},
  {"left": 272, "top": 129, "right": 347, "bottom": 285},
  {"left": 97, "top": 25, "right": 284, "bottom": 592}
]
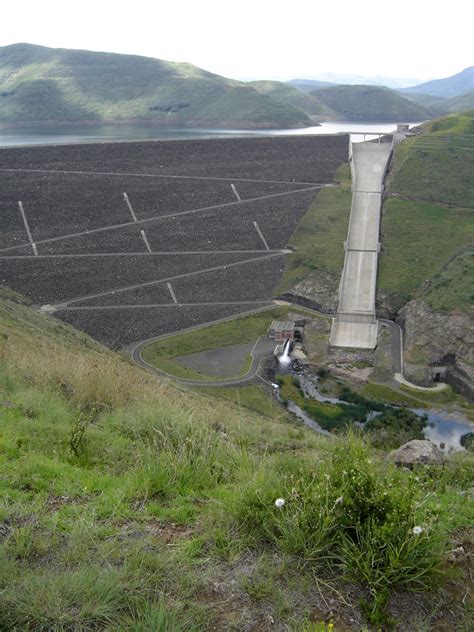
[
  {"left": 269, "top": 320, "right": 295, "bottom": 342},
  {"left": 330, "top": 140, "right": 393, "bottom": 349}
]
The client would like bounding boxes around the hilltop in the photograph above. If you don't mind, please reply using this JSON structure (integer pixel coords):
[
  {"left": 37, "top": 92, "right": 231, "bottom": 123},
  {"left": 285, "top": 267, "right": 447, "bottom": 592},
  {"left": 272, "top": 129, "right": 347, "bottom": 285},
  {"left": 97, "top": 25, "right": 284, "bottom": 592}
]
[{"left": 0, "top": 43, "right": 312, "bottom": 129}]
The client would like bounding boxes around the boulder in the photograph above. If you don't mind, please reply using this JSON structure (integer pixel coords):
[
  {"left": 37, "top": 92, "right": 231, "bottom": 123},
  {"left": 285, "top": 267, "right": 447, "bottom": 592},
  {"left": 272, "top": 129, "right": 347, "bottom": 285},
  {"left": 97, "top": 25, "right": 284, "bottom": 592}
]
[{"left": 388, "top": 440, "right": 443, "bottom": 466}]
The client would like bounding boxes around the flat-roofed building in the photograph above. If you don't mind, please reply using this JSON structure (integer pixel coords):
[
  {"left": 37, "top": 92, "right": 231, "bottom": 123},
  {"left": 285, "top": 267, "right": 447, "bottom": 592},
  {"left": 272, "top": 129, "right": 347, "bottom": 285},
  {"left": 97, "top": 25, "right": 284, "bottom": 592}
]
[{"left": 269, "top": 320, "right": 295, "bottom": 342}]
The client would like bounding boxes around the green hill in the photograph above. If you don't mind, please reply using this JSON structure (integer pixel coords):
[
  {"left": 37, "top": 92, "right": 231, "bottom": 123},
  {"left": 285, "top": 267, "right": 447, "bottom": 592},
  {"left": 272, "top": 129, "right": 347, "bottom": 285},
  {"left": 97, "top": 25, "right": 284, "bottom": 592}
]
[
  {"left": 0, "top": 43, "right": 313, "bottom": 129},
  {"left": 309, "top": 84, "right": 431, "bottom": 121},
  {"left": 248, "top": 80, "right": 338, "bottom": 120},
  {"left": 1, "top": 288, "right": 472, "bottom": 630},
  {"left": 440, "top": 91, "right": 474, "bottom": 113},
  {"left": 401, "top": 91, "right": 474, "bottom": 115},
  {"left": 378, "top": 111, "right": 474, "bottom": 385},
  {"left": 286, "top": 78, "right": 338, "bottom": 93}
]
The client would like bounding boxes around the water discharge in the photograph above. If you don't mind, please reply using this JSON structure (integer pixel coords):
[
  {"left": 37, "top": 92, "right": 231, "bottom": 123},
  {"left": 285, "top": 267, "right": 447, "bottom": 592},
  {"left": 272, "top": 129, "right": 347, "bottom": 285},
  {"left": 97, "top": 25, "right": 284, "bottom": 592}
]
[{"left": 278, "top": 338, "right": 292, "bottom": 367}]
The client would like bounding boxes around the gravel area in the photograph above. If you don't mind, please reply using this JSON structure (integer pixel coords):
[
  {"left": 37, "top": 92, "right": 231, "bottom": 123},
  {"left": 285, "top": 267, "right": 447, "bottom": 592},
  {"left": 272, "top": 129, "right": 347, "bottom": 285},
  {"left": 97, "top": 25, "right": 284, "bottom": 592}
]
[
  {"left": 1, "top": 252, "right": 268, "bottom": 305},
  {"left": 0, "top": 135, "right": 348, "bottom": 346},
  {"left": 0, "top": 135, "right": 348, "bottom": 182},
  {"left": 55, "top": 303, "right": 270, "bottom": 349}
]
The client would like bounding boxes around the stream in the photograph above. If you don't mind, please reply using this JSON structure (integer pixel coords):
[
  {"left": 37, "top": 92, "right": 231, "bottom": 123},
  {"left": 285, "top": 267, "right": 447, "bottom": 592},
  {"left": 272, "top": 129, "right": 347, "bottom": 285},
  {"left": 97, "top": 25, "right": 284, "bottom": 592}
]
[{"left": 285, "top": 373, "right": 473, "bottom": 452}]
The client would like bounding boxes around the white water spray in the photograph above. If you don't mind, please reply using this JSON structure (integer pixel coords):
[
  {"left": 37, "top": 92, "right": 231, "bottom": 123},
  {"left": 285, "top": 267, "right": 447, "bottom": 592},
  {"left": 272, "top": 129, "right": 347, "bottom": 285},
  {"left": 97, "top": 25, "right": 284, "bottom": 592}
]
[{"left": 278, "top": 338, "right": 291, "bottom": 366}]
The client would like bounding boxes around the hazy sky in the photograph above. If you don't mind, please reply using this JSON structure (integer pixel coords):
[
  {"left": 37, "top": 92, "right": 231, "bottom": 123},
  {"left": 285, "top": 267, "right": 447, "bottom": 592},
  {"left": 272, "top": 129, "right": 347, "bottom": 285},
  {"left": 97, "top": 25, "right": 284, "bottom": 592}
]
[{"left": 1, "top": 0, "right": 472, "bottom": 82}]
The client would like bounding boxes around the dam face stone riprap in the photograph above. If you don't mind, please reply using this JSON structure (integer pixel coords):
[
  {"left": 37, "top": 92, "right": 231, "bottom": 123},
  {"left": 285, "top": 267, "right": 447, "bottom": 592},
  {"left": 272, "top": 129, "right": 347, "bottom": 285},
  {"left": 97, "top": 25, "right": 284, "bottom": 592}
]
[{"left": 0, "top": 135, "right": 347, "bottom": 347}]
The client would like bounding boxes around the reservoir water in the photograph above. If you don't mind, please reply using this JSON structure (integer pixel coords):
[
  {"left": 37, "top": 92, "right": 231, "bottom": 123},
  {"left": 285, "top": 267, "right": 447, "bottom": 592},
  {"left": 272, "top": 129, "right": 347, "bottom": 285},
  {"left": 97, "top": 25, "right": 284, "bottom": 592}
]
[{"left": 0, "top": 121, "right": 418, "bottom": 148}]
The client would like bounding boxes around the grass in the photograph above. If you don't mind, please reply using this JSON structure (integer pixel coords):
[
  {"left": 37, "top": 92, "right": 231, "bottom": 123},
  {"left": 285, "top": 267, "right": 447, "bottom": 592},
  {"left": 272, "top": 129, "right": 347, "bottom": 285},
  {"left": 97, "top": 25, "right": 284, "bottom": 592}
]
[
  {"left": 199, "top": 385, "right": 286, "bottom": 421},
  {"left": 378, "top": 199, "right": 474, "bottom": 309},
  {"left": 379, "top": 110, "right": 474, "bottom": 312},
  {"left": 276, "top": 164, "right": 352, "bottom": 293},
  {"left": 388, "top": 111, "right": 474, "bottom": 208},
  {"left": 1, "top": 290, "right": 473, "bottom": 630},
  {"left": 422, "top": 250, "right": 474, "bottom": 312},
  {"left": 361, "top": 383, "right": 427, "bottom": 407}
]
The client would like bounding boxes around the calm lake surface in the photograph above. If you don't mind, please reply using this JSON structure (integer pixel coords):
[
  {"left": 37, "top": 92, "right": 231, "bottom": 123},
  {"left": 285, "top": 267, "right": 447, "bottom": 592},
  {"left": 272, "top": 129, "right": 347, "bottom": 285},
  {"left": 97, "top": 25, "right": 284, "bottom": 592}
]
[{"left": 0, "top": 121, "right": 418, "bottom": 148}]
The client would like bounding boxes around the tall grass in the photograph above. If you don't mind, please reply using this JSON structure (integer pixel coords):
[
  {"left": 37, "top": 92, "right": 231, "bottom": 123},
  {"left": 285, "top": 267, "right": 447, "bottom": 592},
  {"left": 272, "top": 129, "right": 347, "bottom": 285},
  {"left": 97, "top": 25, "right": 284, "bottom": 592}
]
[{"left": 218, "top": 432, "right": 445, "bottom": 623}]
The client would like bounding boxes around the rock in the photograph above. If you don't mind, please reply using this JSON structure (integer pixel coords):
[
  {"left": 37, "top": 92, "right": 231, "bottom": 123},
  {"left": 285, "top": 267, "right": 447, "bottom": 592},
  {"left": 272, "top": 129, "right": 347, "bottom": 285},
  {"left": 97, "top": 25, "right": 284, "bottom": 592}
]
[
  {"left": 400, "top": 299, "right": 474, "bottom": 398},
  {"left": 387, "top": 440, "right": 444, "bottom": 466}
]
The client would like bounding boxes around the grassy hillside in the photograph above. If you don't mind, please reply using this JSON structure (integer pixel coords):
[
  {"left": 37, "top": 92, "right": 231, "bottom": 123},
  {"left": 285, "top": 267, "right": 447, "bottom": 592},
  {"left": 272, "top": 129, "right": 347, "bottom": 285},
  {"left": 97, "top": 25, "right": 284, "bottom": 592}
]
[
  {"left": 310, "top": 85, "right": 431, "bottom": 122},
  {"left": 249, "top": 80, "right": 337, "bottom": 119},
  {"left": 379, "top": 111, "right": 474, "bottom": 311},
  {"left": 0, "top": 43, "right": 312, "bottom": 129},
  {"left": 1, "top": 288, "right": 473, "bottom": 630}
]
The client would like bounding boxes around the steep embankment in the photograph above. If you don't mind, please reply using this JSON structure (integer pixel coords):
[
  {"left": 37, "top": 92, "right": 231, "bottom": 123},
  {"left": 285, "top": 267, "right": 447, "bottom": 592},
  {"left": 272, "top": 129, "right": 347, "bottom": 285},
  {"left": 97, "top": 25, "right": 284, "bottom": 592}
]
[
  {"left": 0, "top": 288, "right": 472, "bottom": 630},
  {"left": 378, "top": 111, "right": 474, "bottom": 391},
  {"left": 0, "top": 43, "right": 312, "bottom": 129}
]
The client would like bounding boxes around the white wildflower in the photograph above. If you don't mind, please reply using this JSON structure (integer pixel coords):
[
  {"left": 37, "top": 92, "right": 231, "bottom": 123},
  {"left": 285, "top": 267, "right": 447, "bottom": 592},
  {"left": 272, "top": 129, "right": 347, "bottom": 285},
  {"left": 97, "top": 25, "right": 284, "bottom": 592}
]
[
  {"left": 275, "top": 498, "right": 285, "bottom": 508},
  {"left": 334, "top": 496, "right": 343, "bottom": 506},
  {"left": 412, "top": 526, "right": 423, "bottom": 535}
]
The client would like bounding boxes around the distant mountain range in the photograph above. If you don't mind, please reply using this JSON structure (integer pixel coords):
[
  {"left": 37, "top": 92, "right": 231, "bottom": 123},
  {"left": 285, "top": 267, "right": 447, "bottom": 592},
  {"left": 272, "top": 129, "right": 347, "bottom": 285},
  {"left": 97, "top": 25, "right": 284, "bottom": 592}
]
[
  {"left": 400, "top": 67, "right": 474, "bottom": 98},
  {"left": 0, "top": 43, "right": 472, "bottom": 129}
]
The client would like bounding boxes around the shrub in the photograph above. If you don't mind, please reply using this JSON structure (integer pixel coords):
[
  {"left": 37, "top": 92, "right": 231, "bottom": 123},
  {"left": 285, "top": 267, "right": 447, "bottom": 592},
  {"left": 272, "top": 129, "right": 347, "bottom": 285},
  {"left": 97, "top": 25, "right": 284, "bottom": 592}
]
[{"left": 221, "top": 432, "right": 445, "bottom": 623}]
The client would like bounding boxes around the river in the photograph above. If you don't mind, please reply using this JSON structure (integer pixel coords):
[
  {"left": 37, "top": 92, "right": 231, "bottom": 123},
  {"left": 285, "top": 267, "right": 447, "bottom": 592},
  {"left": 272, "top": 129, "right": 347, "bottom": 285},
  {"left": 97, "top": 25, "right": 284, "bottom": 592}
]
[
  {"left": 0, "top": 121, "right": 418, "bottom": 148},
  {"left": 287, "top": 374, "right": 473, "bottom": 453}
]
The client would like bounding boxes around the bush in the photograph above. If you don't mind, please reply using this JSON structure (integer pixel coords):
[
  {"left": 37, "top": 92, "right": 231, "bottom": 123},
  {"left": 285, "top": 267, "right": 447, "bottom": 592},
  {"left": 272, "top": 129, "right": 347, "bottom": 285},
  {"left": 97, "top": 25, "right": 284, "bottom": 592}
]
[{"left": 221, "top": 432, "right": 444, "bottom": 623}]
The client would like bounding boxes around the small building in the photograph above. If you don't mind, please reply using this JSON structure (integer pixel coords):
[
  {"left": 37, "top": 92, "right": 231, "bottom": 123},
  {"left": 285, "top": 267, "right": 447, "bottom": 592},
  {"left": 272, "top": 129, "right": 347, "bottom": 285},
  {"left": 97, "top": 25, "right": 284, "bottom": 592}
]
[
  {"left": 269, "top": 320, "right": 295, "bottom": 342},
  {"left": 397, "top": 124, "right": 410, "bottom": 133}
]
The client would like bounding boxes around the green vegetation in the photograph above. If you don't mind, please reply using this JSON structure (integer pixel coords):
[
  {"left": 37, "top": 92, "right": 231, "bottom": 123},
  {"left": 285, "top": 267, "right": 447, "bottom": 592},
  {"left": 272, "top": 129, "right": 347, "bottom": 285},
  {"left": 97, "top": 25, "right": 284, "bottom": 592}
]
[
  {"left": 423, "top": 250, "right": 474, "bottom": 312},
  {"left": 309, "top": 85, "right": 430, "bottom": 121},
  {"left": 378, "top": 199, "right": 473, "bottom": 308},
  {"left": 1, "top": 291, "right": 473, "bottom": 629},
  {"left": 249, "top": 80, "right": 337, "bottom": 119},
  {"left": 388, "top": 112, "right": 474, "bottom": 207},
  {"left": 219, "top": 433, "right": 458, "bottom": 625},
  {"left": 379, "top": 111, "right": 474, "bottom": 312},
  {"left": 199, "top": 386, "right": 285, "bottom": 421},
  {"left": 277, "top": 164, "right": 352, "bottom": 292},
  {"left": 361, "top": 383, "right": 428, "bottom": 407},
  {"left": 0, "top": 43, "right": 312, "bottom": 128},
  {"left": 280, "top": 377, "right": 429, "bottom": 447}
]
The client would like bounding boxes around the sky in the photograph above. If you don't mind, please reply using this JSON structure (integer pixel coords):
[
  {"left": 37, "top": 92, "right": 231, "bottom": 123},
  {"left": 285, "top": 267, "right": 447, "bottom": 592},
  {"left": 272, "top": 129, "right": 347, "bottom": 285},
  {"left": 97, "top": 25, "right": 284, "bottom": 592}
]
[{"left": 1, "top": 0, "right": 472, "bottom": 84}]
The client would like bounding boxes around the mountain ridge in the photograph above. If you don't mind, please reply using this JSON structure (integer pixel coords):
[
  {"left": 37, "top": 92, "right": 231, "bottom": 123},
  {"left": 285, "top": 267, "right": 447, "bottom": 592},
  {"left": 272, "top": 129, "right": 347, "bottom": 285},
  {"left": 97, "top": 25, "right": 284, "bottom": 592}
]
[
  {"left": 0, "top": 43, "right": 313, "bottom": 129},
  {"left": 400, "top": 66, "right": 474, "bottom": 97}
]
